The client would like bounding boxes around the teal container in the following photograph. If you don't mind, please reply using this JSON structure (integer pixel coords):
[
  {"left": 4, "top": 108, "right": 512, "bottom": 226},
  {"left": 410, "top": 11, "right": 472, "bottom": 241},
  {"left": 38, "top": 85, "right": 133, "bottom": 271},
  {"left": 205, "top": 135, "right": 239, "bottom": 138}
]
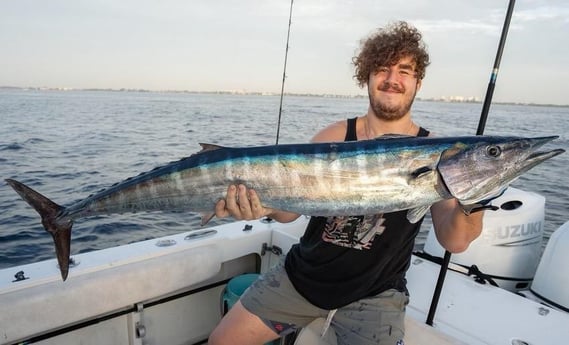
[{"left": 222, "top": 273, "right": 260, "bottom": 315}]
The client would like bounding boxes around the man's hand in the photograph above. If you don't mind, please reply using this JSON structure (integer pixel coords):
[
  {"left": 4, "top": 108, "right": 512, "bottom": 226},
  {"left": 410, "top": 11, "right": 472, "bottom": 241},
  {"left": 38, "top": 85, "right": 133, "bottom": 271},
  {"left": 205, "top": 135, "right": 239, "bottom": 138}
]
[{"left": 215, "top": 184, "right": 272, "bottom": 221}]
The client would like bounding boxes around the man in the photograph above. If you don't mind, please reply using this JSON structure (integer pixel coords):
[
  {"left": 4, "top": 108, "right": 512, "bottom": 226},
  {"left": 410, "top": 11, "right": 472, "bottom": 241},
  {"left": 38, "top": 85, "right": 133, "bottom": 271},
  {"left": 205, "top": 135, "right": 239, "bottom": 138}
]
[{"left": 209, "top": 21, "right": 485, "bottom": 345}]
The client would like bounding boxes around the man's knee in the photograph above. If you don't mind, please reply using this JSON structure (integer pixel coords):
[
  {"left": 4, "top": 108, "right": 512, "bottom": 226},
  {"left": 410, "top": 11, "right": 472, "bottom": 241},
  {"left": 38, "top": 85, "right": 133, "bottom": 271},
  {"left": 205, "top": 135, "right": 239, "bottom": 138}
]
[{"left": 209, "top": 301, "right": 278, "bottom": 345}]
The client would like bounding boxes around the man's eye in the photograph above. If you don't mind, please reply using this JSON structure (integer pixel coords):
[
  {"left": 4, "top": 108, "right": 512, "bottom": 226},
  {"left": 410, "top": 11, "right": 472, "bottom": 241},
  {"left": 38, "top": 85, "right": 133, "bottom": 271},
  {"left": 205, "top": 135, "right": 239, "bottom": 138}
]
[{"left": 399, "top": 70, "right": 411, "bottom": 76}]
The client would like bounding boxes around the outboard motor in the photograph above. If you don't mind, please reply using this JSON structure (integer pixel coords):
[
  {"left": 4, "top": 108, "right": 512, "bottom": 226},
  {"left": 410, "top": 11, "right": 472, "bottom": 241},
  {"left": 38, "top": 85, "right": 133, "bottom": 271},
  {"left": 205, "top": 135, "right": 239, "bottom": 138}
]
[
  {"left": 530, "top": 221, "right": 569, "bottom": 312},
  {"left": 423, "top": 187, "right": 545, "bottom": 292}
]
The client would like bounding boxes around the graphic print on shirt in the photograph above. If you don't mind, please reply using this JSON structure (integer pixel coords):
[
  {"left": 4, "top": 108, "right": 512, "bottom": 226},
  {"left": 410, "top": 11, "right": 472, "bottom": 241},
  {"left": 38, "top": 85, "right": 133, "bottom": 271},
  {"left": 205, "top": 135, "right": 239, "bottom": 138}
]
[{"left": 321, "top": 214, "right": 385, "bottom": 249}]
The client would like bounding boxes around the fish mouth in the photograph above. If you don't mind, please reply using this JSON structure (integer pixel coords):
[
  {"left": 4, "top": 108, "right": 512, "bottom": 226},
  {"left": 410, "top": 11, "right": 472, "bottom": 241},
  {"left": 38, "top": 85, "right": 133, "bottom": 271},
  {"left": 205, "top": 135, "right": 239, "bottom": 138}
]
[
  {"left": 528, "top": 135, "right": 559, "bottom": 149},
  {"left": 523, "top": 136, "right": 565, "bottom": 168},
  {"left": 527, "top": 149, "right": 565, "bottom": 163}
]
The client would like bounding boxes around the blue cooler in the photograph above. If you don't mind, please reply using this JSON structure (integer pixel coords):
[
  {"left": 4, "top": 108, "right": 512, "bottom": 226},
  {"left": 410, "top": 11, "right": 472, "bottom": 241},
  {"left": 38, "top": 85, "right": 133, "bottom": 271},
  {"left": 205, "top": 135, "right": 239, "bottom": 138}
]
[{"left": 221, "top": 273, "right": 260, "bottom": 315}]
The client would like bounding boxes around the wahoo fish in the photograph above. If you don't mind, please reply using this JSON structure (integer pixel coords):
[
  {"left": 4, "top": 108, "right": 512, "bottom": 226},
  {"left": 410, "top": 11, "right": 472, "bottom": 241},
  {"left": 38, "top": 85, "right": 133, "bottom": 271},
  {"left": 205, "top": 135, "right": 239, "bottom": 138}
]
[{"left": 6, "top": 135, "right": 564, "bottom": 280}]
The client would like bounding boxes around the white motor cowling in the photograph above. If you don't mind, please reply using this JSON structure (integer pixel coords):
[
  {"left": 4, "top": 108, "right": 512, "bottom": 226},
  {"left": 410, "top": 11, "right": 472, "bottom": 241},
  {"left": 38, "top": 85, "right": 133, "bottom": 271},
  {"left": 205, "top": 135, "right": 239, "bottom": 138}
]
[
  {"left": 530, "top": 221, "right": 569, "bottom": 312},
  {"left": 423, "top": 187, "right": 545, "bottom": 292}
]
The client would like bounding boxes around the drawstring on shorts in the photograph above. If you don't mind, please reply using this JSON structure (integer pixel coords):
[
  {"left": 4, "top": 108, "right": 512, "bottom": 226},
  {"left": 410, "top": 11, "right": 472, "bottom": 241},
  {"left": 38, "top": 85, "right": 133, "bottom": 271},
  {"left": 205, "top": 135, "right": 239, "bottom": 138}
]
[{"left": 321, "top": 309, "right": 337, "bottom": 338}]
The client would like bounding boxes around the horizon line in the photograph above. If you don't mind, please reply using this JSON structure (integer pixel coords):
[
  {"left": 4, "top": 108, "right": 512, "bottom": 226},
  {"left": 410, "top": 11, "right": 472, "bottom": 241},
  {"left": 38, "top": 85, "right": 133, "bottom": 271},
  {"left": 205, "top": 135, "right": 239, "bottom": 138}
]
[{"left": 1, "top": 85, "right": 567, "bottom": 108}]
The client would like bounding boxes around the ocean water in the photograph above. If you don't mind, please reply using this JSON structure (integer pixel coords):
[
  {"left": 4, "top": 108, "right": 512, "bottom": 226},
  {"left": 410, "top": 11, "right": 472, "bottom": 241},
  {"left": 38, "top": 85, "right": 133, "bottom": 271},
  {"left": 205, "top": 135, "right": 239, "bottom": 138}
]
[{"left": 0, "top": 89, "right": 567, "bottom": 269}]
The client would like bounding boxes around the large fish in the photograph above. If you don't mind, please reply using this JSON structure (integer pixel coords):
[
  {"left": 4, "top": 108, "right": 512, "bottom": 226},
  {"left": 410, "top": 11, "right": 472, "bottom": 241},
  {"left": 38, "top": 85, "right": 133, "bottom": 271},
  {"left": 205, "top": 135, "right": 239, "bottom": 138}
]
[{"left": 6, "top": 135, "right": 564, "bottom": 280}]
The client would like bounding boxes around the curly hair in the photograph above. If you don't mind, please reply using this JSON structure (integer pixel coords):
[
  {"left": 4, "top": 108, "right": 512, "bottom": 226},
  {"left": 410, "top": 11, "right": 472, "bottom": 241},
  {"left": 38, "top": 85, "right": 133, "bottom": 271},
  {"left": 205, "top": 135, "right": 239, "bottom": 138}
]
[{"left": 352, "top": 21, "right": 430, "bottom": 87}]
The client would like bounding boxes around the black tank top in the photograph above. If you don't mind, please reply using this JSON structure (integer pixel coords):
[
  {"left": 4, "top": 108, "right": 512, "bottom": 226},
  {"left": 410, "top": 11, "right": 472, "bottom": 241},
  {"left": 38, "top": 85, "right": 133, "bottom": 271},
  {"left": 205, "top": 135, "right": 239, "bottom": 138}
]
[{"left": 285, "top": 117, "right": 430, "bottom": 310}]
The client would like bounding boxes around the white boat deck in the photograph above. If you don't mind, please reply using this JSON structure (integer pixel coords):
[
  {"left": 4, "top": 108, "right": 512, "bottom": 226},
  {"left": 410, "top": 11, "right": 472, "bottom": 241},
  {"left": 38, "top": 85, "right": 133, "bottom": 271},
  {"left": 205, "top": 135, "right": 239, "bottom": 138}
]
[
  {"left": 405, "top": 255, "right": 569, "bottom": 345},
  {"left": 1, "top": 217, "right": 568, "bottom": 345}
]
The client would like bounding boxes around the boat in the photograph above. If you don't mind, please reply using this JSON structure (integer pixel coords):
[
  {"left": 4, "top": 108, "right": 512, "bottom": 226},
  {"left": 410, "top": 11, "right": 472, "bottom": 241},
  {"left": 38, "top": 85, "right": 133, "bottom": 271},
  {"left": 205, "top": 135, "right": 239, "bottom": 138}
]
[
  {"left": 1, "top": 185, "right": 569, "bottom": 345},
  {"left": 3, "top": 1, "right": 568, "bottom": 343}
]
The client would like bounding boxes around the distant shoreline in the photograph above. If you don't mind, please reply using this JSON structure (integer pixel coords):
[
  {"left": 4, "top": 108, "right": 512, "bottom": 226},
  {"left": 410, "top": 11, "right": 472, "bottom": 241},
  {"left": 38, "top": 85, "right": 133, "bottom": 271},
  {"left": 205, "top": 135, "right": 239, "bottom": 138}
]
[{"left": 1, "top": 86, "right": 566, "bottom": 108}]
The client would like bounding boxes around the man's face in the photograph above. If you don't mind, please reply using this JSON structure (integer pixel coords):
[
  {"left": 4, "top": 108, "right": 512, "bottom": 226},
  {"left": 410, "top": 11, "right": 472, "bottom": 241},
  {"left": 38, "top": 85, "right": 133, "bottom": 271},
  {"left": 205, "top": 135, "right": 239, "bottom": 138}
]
[{"left": 367, "top": 55, "right": 422, "bottom": 121}]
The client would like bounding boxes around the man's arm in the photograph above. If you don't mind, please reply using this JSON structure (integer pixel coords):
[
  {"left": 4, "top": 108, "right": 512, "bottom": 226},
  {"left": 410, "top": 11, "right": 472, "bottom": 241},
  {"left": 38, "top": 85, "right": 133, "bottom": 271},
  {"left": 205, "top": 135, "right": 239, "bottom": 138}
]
[{"left": 430, "top": 198, "right": 484, "bottom": 253}]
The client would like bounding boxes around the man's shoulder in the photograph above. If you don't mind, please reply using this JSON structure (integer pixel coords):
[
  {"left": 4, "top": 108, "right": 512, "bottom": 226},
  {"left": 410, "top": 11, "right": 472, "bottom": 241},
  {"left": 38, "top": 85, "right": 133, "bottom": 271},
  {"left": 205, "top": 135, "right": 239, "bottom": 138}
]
[{"left": 311, "top": 119, "right": 350, "bottom": 143}]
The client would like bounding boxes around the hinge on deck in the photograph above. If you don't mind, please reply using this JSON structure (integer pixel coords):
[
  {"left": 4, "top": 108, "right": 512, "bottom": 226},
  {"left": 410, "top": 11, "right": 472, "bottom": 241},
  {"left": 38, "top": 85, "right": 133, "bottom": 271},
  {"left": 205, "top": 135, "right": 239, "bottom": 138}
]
[
  {"left": 261, "top": 242, "right": 283, "bottom": 256},
  {"left": 134, "top": 303, "right": 146, "bottom": 339},
  {"left": 128, "top": 303, "right": 146, "bottom": 345}
]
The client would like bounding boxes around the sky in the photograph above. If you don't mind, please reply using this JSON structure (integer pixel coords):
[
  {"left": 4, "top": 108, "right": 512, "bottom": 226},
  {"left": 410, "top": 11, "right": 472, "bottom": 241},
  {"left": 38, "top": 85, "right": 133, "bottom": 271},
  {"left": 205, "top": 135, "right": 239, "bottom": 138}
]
[{"left": 1, "top": 0, "right": 568, "bottom": 105}]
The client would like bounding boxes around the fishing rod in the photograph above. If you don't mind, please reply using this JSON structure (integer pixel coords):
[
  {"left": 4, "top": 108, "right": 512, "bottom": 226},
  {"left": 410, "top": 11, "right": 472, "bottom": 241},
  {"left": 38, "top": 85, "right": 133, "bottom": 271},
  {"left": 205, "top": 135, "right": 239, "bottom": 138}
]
[
  {"left": 275, "top": 0, "right": 294, "bottom": 145},
  {"left": 477, "top": 0, "right": 516, "bottom": 136},
  {"left": 426, "top": 0, "right": 516, "bottom": 326}
]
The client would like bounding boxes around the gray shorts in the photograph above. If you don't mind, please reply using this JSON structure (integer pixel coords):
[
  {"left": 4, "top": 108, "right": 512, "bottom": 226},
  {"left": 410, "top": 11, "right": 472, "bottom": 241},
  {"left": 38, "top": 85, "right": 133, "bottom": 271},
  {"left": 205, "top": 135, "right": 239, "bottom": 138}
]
[{"left": 240, "top": 259, "right": 409, "bottom": 345}]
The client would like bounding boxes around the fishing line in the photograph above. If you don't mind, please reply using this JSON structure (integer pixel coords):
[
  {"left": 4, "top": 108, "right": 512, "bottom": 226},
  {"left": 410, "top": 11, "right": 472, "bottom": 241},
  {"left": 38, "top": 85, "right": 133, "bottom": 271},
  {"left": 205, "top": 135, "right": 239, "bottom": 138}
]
[{"left": 275, "top": 0, "right": 294, "bottom": 145}]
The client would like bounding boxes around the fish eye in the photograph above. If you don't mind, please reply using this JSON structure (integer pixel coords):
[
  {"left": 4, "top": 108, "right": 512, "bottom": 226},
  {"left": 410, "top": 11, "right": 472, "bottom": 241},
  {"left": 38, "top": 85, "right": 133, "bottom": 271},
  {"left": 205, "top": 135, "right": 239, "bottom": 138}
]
[{"left": 486, "top": 145, "right": 502, "bottom": 157}]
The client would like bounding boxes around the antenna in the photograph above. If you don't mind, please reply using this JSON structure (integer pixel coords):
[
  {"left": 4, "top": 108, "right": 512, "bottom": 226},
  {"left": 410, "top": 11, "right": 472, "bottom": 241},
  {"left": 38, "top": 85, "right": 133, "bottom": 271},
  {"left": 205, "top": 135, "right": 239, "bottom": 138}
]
[{"left": 275, "top": 0, "right": 294, "bottom": 145}]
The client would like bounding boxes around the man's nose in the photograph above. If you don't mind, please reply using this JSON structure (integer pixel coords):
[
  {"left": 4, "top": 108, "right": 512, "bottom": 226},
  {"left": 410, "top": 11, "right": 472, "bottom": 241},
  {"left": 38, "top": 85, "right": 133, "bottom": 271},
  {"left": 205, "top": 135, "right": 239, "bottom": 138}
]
[{"left": 384, "top": 69, "right": 399, "bottom": 82}]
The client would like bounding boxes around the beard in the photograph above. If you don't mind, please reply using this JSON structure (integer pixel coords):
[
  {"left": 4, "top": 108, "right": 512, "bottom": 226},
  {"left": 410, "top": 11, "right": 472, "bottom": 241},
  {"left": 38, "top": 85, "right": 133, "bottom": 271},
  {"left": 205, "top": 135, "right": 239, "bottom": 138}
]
[{"left": 368, "top": 81, "right": 417, "bottom": 121}]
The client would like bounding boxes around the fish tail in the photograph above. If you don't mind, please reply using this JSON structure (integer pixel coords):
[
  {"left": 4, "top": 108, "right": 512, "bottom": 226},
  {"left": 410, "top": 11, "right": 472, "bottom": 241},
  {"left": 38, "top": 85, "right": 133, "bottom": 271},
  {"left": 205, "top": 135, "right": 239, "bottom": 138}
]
[{"left": 5, "top": 179, "right": 73, "bottom": 280}]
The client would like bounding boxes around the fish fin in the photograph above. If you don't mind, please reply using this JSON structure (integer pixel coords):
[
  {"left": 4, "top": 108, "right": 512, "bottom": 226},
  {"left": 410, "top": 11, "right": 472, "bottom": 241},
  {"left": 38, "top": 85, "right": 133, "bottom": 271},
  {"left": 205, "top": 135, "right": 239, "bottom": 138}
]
[
  {"left": 200, "top": 212, "right": 216, "bottom": 226},
  {"left": 406, "top": 205, "right": 430, "bottom": 223},
  {"left": 460, "top": 203, "right": 499, "bottom": 215},
  {"left": 5, "top": 179, "right": 72, "bottom": 281},
  {"left": 198, "top": 143, "right": 225, "bottom": 153}
]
